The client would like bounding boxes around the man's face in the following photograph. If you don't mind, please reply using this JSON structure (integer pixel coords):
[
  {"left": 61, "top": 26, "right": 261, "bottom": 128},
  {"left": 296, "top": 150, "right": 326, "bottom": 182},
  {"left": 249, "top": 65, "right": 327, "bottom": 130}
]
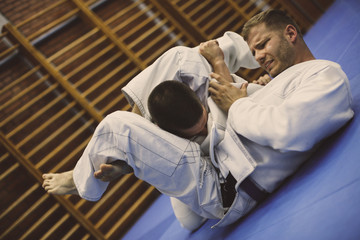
[
  {"left": 247, "top": 23, "right": 295, "bottom": 77},
  {"left": 179, "top": 106, "right": 208, "bottom": 139}
]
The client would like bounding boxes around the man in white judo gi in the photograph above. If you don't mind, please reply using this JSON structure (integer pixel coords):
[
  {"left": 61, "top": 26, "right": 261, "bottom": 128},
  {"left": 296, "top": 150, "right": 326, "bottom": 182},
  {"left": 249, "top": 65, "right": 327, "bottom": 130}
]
[{"left": 42, "top": 9, "right": 354, "bottom": 230}]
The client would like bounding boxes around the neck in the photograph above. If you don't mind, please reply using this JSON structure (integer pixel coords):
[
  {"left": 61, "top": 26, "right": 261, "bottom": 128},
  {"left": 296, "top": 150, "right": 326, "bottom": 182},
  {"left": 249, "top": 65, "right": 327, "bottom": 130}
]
[{"left": 294, "top": 40, "right": 315, "bottom": 64}]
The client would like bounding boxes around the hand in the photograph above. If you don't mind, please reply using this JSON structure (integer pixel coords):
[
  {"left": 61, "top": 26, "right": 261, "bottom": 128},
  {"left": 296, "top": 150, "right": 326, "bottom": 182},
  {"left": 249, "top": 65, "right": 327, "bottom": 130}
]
[
  {"left": 200, "top": 40, "right": 233, "bottom": 83},
  {"left": 209, "top": 72, "right": 248, "bottom": 112},
  {"left": 253, "top": 74, "right": 271, "bottom": 86},
  {"left": 199, "top": 40, "right": 224, "bottom": 66}
]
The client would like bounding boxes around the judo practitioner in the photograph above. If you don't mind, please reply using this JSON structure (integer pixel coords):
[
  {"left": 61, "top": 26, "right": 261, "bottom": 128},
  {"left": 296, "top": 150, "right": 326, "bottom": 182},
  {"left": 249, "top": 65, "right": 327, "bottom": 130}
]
[
  {"left": 43, "top": 31, "right": 262, "bottom": 230},
  {"left": 42, "top": 9, "right": 354, "bottom": 230}
]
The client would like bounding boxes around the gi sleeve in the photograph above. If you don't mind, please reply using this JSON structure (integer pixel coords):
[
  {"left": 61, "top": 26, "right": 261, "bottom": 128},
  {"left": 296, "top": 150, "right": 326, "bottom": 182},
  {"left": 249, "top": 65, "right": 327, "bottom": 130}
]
[
  {"left": 122, "top": 46, "right": 212, "bottom": 119},
  {"left": 228, "top": 64, "right": 354, "bottom": 152},
  {"left": 122, "top": 32, "right": 259, "bottom": 119},
  {"left": 216, "top": 31, "right": 260, "bottom": 72}
]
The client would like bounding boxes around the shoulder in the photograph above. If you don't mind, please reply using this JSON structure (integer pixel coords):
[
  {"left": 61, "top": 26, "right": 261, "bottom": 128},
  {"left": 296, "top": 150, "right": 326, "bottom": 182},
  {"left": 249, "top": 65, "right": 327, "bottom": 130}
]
[
  {"left": 302, "top": 60, "right": 347, "bottom": 85},
  {"left": 278, "top": 60, "right": 346, "bottom": 84},
  {"left": 288, "top": 60, "right": 341, "bottom": 73}
]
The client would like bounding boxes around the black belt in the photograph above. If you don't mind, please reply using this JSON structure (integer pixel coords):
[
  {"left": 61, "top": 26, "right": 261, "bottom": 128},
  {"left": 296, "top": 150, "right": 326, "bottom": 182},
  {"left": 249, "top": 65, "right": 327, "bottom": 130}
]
[
  {"left": 220, "top": 172, "right": 237, "bottom": 208},
  {"left": 239, "top": 176, "right": 269, "bottom": 203},
  {"left": 221, "top": 173, "right": 269, "bottom": 208}
]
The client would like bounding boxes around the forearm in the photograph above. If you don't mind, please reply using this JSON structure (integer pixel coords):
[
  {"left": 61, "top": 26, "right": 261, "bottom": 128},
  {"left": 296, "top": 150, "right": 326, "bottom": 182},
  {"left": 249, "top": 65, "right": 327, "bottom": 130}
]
[{"left": 212, "top": 60, "right": 233, "bottom": 83}]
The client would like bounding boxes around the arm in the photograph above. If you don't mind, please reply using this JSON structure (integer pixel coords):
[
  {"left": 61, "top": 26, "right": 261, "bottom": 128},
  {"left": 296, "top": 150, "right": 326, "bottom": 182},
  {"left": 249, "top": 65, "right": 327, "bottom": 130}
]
[
  {"left": 199, "top": 32, "right": 261, "bottom": 111},
  {"left": 228, "top": 66, "right": 354, "bottom": 151},
  {"left": 199, "top": 40, "right": 248, "bottom": 112},
  {"left": 199, "top": 40, "right": 233, "bottom": 83},
  {"left": 216, "top": 31, "right": 260, "bottom": 72},
  {"left": 199, "top": 31, "right": 262, "bottom": 82},
  {"left": 122, "top": 46, "right": 213, "bottom": 118},
  {"left": 208, "top": 72, "right": 248, "bottom": 112}
]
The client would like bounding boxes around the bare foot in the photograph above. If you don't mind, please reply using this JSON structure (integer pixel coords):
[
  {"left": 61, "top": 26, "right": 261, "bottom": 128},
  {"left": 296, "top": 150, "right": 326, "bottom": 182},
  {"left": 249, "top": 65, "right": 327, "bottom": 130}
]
[
  {"left": 42, "top": 170, "right": 78, "bottom": 195},
  {"left": 94, "top": 161, "right": 133, "bottom": 182}
]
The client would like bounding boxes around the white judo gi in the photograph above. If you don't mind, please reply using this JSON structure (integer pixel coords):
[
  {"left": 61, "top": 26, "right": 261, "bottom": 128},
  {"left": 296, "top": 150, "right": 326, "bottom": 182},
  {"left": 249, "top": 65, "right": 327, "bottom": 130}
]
[{"left": 73, "top": 32, "right": 354, "bottom": 228}]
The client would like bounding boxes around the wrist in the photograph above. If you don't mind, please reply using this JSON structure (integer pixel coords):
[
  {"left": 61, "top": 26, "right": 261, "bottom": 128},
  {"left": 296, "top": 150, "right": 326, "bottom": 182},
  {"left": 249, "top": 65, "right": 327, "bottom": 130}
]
[{"left": 212, "top": 58, "right": 226, "bottom": 67}]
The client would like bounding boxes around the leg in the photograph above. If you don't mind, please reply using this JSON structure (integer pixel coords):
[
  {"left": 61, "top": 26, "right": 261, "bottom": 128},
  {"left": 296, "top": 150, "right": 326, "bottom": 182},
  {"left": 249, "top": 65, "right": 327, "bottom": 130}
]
[
  {"left": 45, "top": 111, "right": 199, "bottom": 202},
  {"left": 170, "top": 197, "right": 207, "bottom": 231},
  {"left": 42, "top": 170, "right": 78, "bottom": 195},
  {"left": 42, "top": 160, "right": 132, "bottom": 195}
]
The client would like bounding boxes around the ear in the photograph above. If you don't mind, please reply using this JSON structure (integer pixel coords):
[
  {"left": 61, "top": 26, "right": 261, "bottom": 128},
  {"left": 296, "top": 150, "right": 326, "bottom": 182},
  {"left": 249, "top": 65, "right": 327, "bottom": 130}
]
[{"left": 284, "top": 24, "right": 297, "bottom": 43}]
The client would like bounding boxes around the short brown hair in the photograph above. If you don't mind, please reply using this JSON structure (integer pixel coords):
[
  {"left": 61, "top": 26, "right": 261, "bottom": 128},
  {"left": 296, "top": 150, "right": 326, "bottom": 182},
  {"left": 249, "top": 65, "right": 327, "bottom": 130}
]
[
  {"left": 148, "top": 80, "right": 203, "bottom": 137},
  {"left": 241, "top": 9, "right": 302, "bottom": 41}
]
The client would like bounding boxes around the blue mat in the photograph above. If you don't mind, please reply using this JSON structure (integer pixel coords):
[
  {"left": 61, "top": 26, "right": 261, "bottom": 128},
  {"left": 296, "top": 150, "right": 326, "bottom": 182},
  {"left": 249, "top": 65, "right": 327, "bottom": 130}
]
[{"left": 123, "top": 0, "right": 360, "bottom": 239}]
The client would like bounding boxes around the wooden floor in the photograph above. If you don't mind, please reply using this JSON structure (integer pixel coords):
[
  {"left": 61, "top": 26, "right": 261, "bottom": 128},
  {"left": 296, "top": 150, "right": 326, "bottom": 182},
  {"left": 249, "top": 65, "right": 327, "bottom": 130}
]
[{"left": 0, "top": 0, "right": 334, "bottom": 239}]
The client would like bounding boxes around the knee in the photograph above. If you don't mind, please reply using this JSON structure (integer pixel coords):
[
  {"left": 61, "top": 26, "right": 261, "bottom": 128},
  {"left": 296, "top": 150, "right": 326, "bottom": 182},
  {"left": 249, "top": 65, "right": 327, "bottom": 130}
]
[
  {"left": 178, "top": 215, "right": 207, "bottom": 231},
  {"left": 170, "top": 197, "right": 207, "bottom": 231}
]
